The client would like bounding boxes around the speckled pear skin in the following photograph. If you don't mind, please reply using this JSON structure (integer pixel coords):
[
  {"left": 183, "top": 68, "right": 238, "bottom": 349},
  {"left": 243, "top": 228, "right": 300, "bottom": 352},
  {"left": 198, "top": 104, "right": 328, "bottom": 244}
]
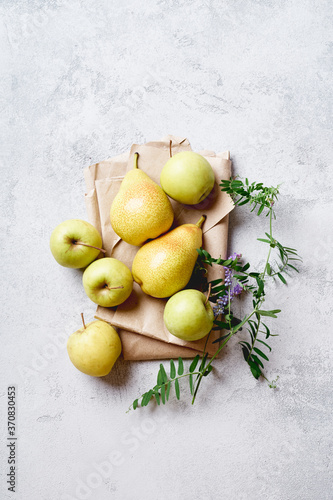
[
  {"left": 132, "top": 216, "right": 205, "bottom": 298},
  {"left": 110, "top": 153, "right": 174, "bottom": 246}
]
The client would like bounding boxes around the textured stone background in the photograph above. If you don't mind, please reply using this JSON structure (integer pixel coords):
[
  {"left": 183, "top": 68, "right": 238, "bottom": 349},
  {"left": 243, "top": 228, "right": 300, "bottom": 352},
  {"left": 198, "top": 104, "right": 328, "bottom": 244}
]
[{"left": 1, "top": 1, "right": 332, "bottom": 499}]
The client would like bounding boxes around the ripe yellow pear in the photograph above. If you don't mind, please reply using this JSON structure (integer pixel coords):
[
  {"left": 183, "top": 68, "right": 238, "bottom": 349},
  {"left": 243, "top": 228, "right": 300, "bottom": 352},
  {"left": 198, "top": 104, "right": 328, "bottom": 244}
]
[
  {"left": 110, "top": 152, "right": 174, "bottom": 246},
  {"left": 132, "top": 216, "right": 206, "bottom": 298}
]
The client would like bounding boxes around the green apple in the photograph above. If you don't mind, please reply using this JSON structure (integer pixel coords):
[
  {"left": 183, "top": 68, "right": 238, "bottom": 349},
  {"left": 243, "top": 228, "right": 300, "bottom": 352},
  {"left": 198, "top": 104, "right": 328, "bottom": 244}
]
[
  {"left": 164, "top": 289, "right": 214, "bottom": 341},
  {"left": 83, "top": 257, "right": 133, "bottom": 307},
  {"left": 160, "top": 151, "right": 215, "bottom": 205},
  {"left": 50, "top": 219, "right": 104, "bottom": 268},
  {"left": 67, "top": 316, "right": 122, "bottom": 376}
]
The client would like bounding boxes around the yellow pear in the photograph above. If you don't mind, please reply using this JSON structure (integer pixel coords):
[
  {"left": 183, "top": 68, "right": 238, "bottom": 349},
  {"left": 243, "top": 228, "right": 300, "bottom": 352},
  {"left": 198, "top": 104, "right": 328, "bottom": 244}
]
[
  {"left": 110, "top": 153, "right": 174, "bottom": 246},
  {"left": 132, "top": 215, "right": 206, "bottom": 298}
]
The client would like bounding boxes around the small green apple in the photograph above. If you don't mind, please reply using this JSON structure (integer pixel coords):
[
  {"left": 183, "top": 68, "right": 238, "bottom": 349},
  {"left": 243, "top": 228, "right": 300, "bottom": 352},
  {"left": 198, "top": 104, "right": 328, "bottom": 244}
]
[
  {"left": 50, "top": 219, "right": 104, "bottom": 268},
  {"left": 67, "top": 316, "right": 121, "bottom": 377},
  {"left": 164, "top": 289, "right": 214, "bottom": 341},
  {"left": 83, "top": 257, "right": 133, "bottom": 307},
  {"left": 160, "top": 151, "right": 215, "bottom": 205}
]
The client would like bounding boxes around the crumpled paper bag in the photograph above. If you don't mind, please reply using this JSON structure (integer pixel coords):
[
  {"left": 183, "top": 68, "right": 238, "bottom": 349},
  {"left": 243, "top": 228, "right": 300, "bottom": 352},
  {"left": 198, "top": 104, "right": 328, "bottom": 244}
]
[{"left": 84, "top": 135, "right": 233, "bottom": 360}]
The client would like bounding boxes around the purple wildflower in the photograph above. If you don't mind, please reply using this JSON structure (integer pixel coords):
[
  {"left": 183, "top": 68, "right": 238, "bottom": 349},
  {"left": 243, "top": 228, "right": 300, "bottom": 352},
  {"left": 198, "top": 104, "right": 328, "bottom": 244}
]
[
  {"left": 213, "top": 252, "right": 244, "bottom": 317},
  {"left": 233, "top": 284, "right": 243, "bottom": 296},
  {"left": 229, "top": 252, "right": 242, "bottom": 261}
]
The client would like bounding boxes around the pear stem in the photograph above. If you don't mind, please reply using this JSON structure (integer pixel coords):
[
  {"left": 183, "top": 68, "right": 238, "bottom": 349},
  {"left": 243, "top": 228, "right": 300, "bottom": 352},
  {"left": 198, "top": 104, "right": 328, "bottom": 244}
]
[
  {"left": 205, "top": 283, "right": 212, "bottom": 306},
  {"left": 169, "top": 140, "right": 172, "bottom": 158},
  {"left": 134, "top": 152, "right": 139, "bottom": 169},
  {"left": 75, "top": 241, "right": 106, "bottom": 254},
  {"left": 81, "top": 312, "right": 86, "bottom": 329},
  {"left": 196, "top": 215, "right": 206, "bottom": 228}
]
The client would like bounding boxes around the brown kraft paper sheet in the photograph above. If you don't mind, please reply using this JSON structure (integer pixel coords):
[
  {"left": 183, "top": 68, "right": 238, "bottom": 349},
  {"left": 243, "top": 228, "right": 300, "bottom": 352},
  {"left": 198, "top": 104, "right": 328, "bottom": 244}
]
[{"left": 84, "top": 135, "right": 234, "bottom": 360}]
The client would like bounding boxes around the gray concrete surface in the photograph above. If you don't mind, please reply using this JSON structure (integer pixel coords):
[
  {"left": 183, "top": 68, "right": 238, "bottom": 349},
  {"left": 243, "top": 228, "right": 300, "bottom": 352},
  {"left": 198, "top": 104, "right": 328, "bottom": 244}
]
[{"left": 1, "top": 1, "right": 332, "bottom": 499}]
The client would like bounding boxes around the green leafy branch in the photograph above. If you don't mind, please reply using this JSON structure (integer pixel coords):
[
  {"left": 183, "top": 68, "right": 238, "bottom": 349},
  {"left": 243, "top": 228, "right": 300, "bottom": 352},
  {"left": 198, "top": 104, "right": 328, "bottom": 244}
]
[
  {"left": 220, "top": 177, "right": 280, "bottom": 216},
  {"left": 129, "top": 177, "right": 301, "bottom": 410},
  {"left": 128, "top": 356, "right": 206, "bottom": 411}
]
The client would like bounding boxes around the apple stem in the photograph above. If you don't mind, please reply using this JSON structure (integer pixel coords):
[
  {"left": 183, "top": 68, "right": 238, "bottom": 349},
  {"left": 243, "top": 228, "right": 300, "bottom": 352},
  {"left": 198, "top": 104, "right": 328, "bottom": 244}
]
[
  {"left": 196, "top": 215, "right": 206, "bottom": 228},
  {"left": 75, "top": 241, "right": 106, "bottom": 254},
  {"left": 205, "top": 283, "right": 212, "bottom": 306},
  {"left": 94, "top": 315, "right": 109, "bottom": 323},
  {"left": 169, "top": 139, "right": 172, "bottom": 158},
  {"left": 105, "top": 285, "right": 124, "bottom": 290},
  {"left": 134, "top": 152, "right": 139, "bottom": 169},
  {"left": 81, "top": 312, "right": 86, "bottom": 329}
]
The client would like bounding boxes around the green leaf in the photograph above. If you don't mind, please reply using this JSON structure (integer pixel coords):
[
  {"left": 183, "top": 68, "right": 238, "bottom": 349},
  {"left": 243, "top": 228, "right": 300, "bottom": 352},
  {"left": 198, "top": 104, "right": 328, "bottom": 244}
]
[
  {"left": 199, "top": 352, "right": 209, "bottom": 372},
  {"left": 262, "top": 323, "right": 271, "bottom": 338},
  {"left": 212, "top": 333, "right": 232, "bottom": 343},
  {"left": 213, "top": 321, "right": 230, "bottom": 329},
  {"left": 242, "top": 345, "right": 250, "bottom": 361},
  {"left": 166, "top": 381, "right": 171, "bottom": 401},
  {"left": 190, "top": 355, "right": 200, "bottom": 372},
  {"left": 154, "top": 390, "right": 161, "bottom": 405},
  {"left": 141, "top": 390, "right": 153, "bottom": 407},
  {"left": 285, "top": 249, "right": 299, "bottom": 255},
  {"left": 159, "top": 363, "right": 168, "bottom": 383},
  {"left": 175, "top": 378, "right": 180, "bottom": 400},
  {"left": 189, "top": 374, "right": 193, "bottom": 395},
  {"left": 170, "top": 359, "right": 176, "bottom": 379},
  {"left": 211, "top": 285, "right": 227, "bottom": 294},
  {"left": 239, "top": 341, "right": 252, "bottom": 350},
  {"left": 266, "top": 263, "right": 271, "bottom": 275},
  {"left": 247, "top": 320, "right": 257, "bottom": 336},
  {"left": 160, "top": 384, "right": 166, "bottom": 404},
  {"left": 256, "top": 339, "right": 272, "bottom": 351},
  {"left": 253, "top": 347, "right": 269, "bottom": 361},
  {"left": 255, "top": 277, "right": 265, "bottom": 297},
  {"left": 287, "top": 263, "right": 299, "bottom": 273},
  {"left": 210, "top": 278, "right": 224, "bottom": 286},
  {"left": 257, "top": 204, "right": 265, "bottom": 215},
  {"left": 257, "top": 309, "right": 281, "bottom": 318},
  {"left": 247, "top": 328, "right": 254, "bottom": 343},
  {"left": 233, "top": 274, "right": 248, "bottom": 282},
  {"left": 277, "top": 272, "right": 287, "bottom": 284},
  {"left": 178, "top": 357, "right": 184, "bottom": 375},
  {"left": 157, "top": 370, "right": 162, "bottom": 386},
  {"left": 248, "top": 360, "right": 262, "bottom": 379},
  {"left": 231, "top": 316, "right": 243, "bottom": 329},
  {"left": 201, "top": 249, "right": 211, "bottom": 259},
  {"left": 237, "top": 199, "right": 249, "bottom": 206},
  {"left": 242, "top": 263, "right": 250, "bottom": 272},
  {"left": 133, "top": 399, "right": 139, "bottom": 410},
  {"left": 203, "top": 365, "right": 213, "bottom": 376},
  {"left": 252, "top": 354, "right": 264, "bottom": 369},
  {"left": 231, "top": 180, "right": 243, "bottom": 187}
]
